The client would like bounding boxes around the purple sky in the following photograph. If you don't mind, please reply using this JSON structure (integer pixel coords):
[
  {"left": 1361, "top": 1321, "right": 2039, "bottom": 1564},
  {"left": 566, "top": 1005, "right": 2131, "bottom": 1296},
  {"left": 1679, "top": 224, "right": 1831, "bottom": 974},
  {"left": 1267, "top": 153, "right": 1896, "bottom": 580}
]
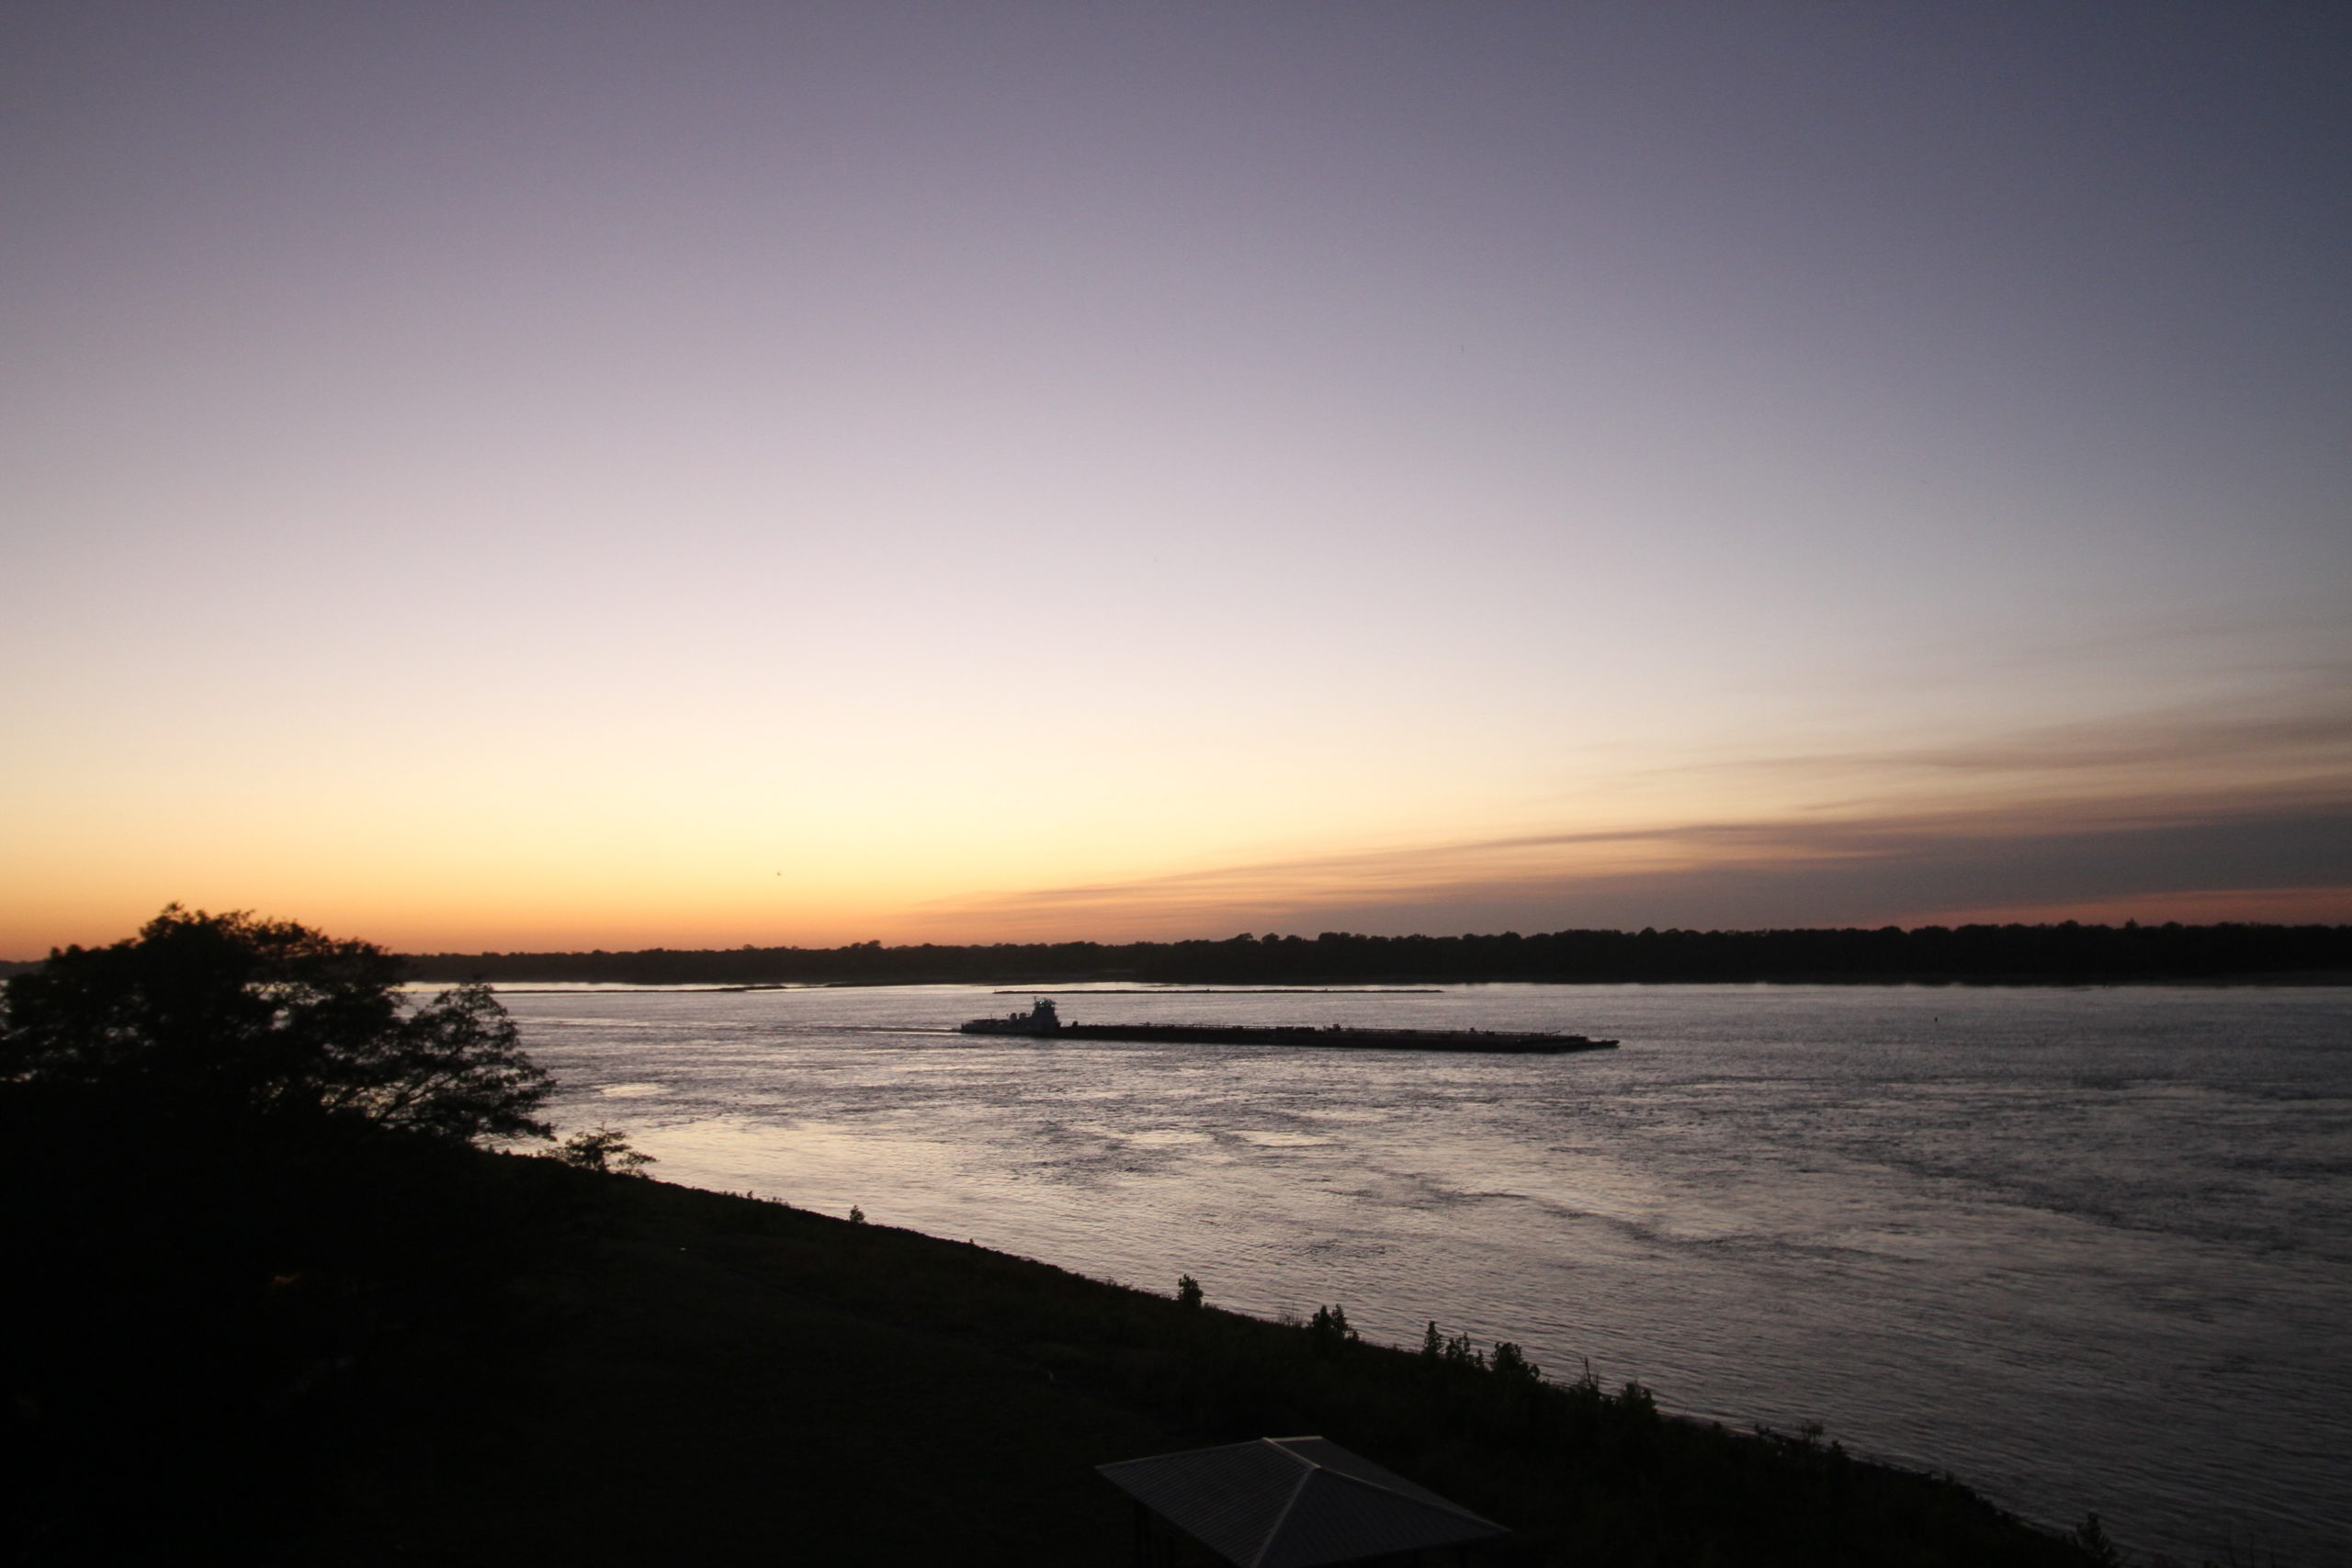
[{"left": 4, "top": 3, "right": 2348, "bottom": 953}]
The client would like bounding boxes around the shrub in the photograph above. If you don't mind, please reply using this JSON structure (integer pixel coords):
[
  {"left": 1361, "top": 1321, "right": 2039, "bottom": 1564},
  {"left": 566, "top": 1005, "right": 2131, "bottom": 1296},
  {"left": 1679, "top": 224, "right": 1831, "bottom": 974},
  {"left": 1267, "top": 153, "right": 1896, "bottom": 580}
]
[
  {"left": 1306, "top": 1303, "right": 1360, "bottom": 1358},
  {"left": 550, "top": 1124, "right": 656, "bottom": 1176}
]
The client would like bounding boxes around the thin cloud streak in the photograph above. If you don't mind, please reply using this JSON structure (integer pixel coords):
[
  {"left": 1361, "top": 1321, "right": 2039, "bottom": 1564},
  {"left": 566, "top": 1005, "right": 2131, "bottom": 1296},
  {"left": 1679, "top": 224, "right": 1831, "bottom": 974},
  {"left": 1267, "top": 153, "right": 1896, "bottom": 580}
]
[
  {"left": 915, "top": 760, "right": 2352, "bottom": 939},
  {"left": 1648, "top": 671, "right": 2352, "bottom": 784},
  {"left": 1810, "top": 709, "right": 2351, "bottom": 778},
  {"left": 1898, "top": 884, "right": 2352, "bottom": 930}
]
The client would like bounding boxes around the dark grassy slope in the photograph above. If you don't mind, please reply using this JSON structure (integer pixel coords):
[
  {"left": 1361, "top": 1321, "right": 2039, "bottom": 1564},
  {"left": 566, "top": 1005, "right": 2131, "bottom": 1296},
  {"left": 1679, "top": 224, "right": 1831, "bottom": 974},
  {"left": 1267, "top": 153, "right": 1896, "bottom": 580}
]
[
  {"left": 312, "top": 1168, "right": 2102, "bottom": 1568},
  {"left": 399, "top": 921, "right": 2352, "bottom": 987},
  {"left": 1, "top": 1094, "right": 576, "bottom": 1565},
  {"left": 316, "top": 1176, "right": 1174, "bottom": 1564}
]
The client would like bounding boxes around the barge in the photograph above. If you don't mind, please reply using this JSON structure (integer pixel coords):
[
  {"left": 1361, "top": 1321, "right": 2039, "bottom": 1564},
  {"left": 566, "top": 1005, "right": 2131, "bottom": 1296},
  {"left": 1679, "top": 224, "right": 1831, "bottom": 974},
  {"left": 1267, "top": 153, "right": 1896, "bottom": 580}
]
[{"left": 958, "top": 998, "right": 1615, "bottom": 1055}]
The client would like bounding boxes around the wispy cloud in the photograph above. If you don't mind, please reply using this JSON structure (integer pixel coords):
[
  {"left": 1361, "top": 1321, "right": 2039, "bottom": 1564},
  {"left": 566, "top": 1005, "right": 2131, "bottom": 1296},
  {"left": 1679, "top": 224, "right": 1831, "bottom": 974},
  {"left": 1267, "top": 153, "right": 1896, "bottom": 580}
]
[
  {"left": 1658, "top": 667, "right": 2352, "bottom": 787},
  {"left": 910, "top": 688, "right": 2352, "bottom": 938}
]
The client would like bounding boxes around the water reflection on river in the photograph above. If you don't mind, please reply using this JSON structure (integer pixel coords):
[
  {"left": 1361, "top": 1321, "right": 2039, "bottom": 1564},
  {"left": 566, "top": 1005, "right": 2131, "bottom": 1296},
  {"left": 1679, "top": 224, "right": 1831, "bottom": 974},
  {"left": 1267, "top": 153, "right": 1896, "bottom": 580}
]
[{"left": 491, "top": 982, "right": 2351, "bottom": 1564}]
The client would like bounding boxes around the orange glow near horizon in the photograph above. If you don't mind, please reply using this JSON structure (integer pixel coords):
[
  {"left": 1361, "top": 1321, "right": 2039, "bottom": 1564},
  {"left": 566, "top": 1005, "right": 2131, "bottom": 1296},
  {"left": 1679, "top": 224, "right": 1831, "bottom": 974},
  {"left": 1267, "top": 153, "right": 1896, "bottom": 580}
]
[
  {"left": 7, "top": 707, "right": 2346, "bottom": 957},
  {"left": 12, "top": 867, "right": 2349, "bottom": 964}
]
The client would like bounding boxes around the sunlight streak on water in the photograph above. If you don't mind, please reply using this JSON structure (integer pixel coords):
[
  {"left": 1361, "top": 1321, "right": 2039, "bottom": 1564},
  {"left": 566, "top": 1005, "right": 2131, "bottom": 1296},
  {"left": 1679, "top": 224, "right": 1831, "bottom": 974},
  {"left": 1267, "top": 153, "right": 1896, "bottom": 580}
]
[{"left": 503, "top": 983, "right": 2351, "bottom": 1564}]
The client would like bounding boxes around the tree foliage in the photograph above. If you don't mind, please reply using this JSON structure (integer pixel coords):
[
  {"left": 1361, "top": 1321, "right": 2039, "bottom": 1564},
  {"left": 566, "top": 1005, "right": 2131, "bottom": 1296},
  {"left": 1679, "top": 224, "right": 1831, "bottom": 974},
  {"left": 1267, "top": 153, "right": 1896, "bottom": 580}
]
[
  {"left": 552, "top": 1123, "right": 656, "bottom": 1176},
  {"left": 0, "top": 905, "right": 551, "bottom": 1144}
]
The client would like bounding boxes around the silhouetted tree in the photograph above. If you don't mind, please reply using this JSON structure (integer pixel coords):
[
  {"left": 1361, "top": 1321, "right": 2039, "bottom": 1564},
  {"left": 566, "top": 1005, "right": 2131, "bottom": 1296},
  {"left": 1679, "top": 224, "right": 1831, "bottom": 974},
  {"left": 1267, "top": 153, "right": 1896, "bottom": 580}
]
[
  {"left": 552, "top": 1123, "right": 656, "bottom": 1176},
  {"left": 1, "top": 904, "right": 551, "bottom": 1144}
]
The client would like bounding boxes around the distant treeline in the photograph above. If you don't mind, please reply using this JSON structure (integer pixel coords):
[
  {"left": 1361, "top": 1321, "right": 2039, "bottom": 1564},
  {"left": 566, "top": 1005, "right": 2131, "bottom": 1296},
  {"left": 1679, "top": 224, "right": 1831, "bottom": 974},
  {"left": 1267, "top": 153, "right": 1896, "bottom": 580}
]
[{"left": 398, "top": 921, "right": 2352, "bottom": 987}]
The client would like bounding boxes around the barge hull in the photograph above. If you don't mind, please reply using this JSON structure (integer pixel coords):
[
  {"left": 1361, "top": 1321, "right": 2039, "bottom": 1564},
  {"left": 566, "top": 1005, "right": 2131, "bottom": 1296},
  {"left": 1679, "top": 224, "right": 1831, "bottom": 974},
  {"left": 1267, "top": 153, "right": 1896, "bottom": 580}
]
[{"left": 1048, "top": 1023, "right": 1615, "bottom": 1054}]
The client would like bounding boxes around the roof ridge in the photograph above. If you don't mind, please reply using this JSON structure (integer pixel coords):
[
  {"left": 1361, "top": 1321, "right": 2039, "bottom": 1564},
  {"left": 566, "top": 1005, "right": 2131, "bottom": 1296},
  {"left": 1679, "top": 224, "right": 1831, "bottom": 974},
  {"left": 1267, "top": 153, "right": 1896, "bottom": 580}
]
[
  {"left": 1267, "top": 1437, "right": 1497, "bottom": 1527},
  {"left": 1249, "top": 1439, "right": 1317, "bottom": 1568},
  {"left": 1297, "top": 1459, "right": 1498, "bottom": 1527}
]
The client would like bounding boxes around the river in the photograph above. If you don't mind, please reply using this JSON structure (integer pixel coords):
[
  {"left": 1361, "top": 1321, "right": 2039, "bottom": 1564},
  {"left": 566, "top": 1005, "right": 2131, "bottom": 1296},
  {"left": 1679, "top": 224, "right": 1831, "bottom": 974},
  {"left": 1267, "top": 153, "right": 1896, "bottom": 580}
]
[{"left": 484, "top": 981, "right": 2350, "bottom": 1564}]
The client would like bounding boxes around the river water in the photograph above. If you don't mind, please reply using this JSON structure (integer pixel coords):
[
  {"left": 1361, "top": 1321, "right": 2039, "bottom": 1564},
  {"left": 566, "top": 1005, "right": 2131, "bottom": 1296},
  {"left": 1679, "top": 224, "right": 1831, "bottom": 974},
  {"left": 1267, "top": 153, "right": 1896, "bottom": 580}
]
[{"left": 487, "top": 982, "right": 2351, "bottom": 1564}]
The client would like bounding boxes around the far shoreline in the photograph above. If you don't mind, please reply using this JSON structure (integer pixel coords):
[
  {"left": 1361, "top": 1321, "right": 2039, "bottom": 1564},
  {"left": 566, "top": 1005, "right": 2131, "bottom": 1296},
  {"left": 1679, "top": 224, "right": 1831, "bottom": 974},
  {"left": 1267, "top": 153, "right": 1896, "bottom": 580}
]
[
  {"left": 390, "top": 922, "right": 2352, "bottom": 989},
  {"left": 379, "top": 973, "right": 2352, "bottom": 992},
  {"left": 6, "top": 919, "right": 2347, "bottom": 986}
]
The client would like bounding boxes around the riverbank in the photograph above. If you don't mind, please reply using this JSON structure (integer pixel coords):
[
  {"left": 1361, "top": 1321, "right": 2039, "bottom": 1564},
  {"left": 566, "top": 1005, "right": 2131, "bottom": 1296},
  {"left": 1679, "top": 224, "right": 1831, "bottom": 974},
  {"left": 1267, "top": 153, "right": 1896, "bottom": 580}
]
[{"left": 301, "top": 1162, "right": 2098, "bottom": 1566}]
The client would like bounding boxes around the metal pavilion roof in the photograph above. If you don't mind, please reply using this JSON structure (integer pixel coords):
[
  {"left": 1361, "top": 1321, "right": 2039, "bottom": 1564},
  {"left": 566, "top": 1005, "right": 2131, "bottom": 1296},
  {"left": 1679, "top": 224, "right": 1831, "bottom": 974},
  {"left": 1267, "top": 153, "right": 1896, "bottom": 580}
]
[{"left": 1096, "top": 1436, "right": 1507, "bottom": 1568}]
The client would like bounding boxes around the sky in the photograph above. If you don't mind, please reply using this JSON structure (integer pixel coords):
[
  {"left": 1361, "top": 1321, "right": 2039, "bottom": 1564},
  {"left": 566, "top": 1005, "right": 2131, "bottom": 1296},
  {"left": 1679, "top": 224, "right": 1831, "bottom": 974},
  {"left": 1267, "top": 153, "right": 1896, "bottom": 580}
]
[{"left": 4, "top": 2, "right": 2348, "bottom": 956}]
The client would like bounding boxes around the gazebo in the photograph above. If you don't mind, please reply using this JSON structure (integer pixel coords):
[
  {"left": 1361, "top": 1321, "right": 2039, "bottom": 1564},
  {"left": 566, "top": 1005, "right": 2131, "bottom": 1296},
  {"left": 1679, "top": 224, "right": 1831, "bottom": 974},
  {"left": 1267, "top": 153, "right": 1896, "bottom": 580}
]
[{"left": 1097, "top": 1436, "right": 1508, "bottom": 1568}]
